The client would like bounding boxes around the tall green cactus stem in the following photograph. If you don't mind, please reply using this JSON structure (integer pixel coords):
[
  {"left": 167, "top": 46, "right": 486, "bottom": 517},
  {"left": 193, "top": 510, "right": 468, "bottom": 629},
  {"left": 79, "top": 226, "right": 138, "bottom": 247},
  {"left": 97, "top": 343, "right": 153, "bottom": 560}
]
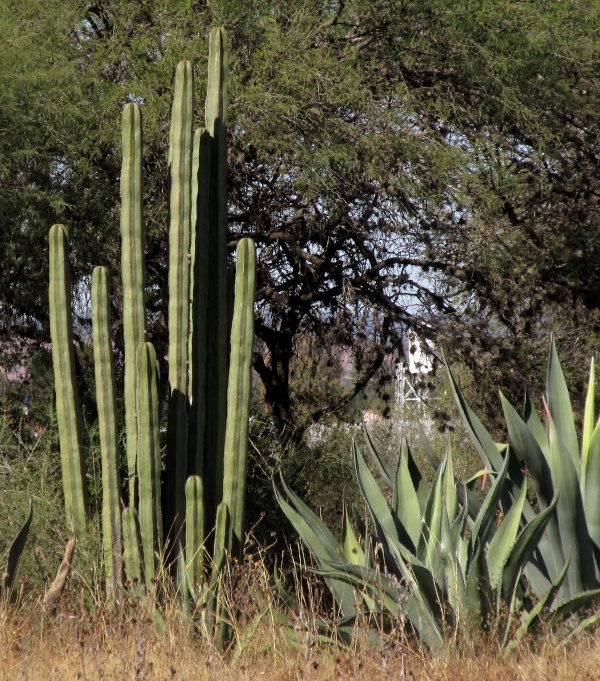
[
  {"left": 185, "top": 475, "right": 205, "bottom": 590},
  {"left": 222, "top": 239, "right": 256, "bottom": 559},
  {"left": 122, "top": 507, "right": 144, "bottom": 587},
  {"left": 121, "top": 102, "right": 147, "bottom": 507},
  {"left": 49, "top": 224, "right": 88, "bottom": 535},
  {"left": 136, "top": 342, "right": 162, "bottom": 587},
  {"left": 188, "top": 127, "right": 211, "bottom": 479},
  {"left": 203, "top": 27, "right": 229, "bottom": 526},
  {"left": 91, "top": 266, "right": 123, "bottom": 597},
  {"left": 166, "top": 60, "right": 194, "bottom": 545}
]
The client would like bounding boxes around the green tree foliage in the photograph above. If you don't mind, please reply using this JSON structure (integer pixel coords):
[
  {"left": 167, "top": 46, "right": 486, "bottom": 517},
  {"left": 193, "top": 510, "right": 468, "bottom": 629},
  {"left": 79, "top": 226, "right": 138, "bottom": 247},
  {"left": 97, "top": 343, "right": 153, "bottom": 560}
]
[{"left": 2, "top": 0, "right": 600, "bottom": 437}]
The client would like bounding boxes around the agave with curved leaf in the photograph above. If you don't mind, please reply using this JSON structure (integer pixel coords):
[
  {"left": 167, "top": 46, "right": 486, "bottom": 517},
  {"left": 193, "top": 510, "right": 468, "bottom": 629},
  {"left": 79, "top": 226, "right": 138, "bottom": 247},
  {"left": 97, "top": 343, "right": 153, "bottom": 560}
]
[
  {"left": 277, "top": 338, "right": 600, "bottom": 648},
  {"left": 277, "top": 435, "right": 565, "bottom": 649}
]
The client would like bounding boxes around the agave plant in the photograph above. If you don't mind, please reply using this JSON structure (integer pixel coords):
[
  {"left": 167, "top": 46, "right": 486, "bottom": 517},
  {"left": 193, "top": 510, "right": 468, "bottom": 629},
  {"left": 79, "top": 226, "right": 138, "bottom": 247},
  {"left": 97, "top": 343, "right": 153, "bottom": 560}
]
[
  {"left": 277, "top": 338, "right": 600, "bottom": 649},
  {"left": 277, "top": 440, "right": 561, "bottom": 649},
  {"left": 444, "top": 339, "right": 600, "bottom": 607},
  {"left": 1, "top": 500, "right": 33, "bottom": 603}
]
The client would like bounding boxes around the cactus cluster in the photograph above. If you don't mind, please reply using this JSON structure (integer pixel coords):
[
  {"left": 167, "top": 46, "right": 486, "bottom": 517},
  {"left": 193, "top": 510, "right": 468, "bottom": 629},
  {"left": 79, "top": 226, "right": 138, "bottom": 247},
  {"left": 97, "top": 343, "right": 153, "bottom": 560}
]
[{"left": 48, "top": 28, "right": 255, "bottom": 635}]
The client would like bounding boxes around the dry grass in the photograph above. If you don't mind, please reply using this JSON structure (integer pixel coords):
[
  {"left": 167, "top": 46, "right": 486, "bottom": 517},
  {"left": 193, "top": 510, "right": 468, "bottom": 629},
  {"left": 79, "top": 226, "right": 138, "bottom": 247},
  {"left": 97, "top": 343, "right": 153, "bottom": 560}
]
[{"left": 3, "top": 583, "right": 600, "bottom": 681}]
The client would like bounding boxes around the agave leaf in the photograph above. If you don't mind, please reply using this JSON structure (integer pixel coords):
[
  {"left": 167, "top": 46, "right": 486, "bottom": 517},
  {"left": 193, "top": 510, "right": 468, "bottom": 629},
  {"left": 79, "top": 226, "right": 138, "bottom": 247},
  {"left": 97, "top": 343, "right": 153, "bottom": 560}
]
[
  {"left": 581, "top": 357, "right": 596, "bottom": 481},
  {"left": 469, "top": 449, "right": 510, "bottom": 560},
  {"left": 523, "top": 391, "right": 550, "bottom": 455},
  {"left": 583, "top": 423, "right": 600, "bottom": 549},
  {"left": 363, "top": 425, "right": 394, "bottom": 489},
  {"left": 502, "top": 392, "right": 567, "bottom": 584},
  {"left": 522, "top": 543, "right": 554, "bottom": 600},
  {"left": 341, "top": 512, "right": 378, "bottom": 613},
  {"left": 501, "top": 393, "right": 554, "bottom": 509},
  {"left": 417, "top": 452, "right": 448, "bottom": 584},
  {"left": 487, "top": 482, "right": 527, "bottom": 592},
  {"left": 341, "top": 506, "right": 366, "bottom": 567},
  {"left": 443, "top": 350, "right": 504, "bottom": 473},
  {"left": 501, "top": 492, "right": 559, "bottom": 604},
  {"left": 440, "top": 499, "right": 466, "bottom": 621},
  {"left": 314, "top": 561, "right": 445, "bottom": 652},
  {"left": 549, "top": 587, "right": 600, "bottom": 625},
  {"left": 442, "top": 439, "right": 458, "bottom": 522},
  {"left": 557, "top": 608, "right": 600, "bottom": 648},
  {"left": 546, "top": 410, "right": 598, "bottom": 595},
  {"left": 354, "top": 442, "right": 416, "bottom": 554},
  {"left": 279, "top": 476, "right": 344, "bottom": 559},
  {"left": 464, "top": 543, "right": 493, "bottom": 630},
  {"left": 507, "top": 553, "right": 571, "bottom": 649},
  {"left": 379, "top": 530, "right": 445, "bottom": 624},
  {"left": 451, "top": 493, "right": 469, "bottom": 575},
  {"left": 417, "top": 420, "right": 441, "bottom": 470},
  {"left": 274, "top": 482, "right": 357, "bottom": 617},
  {"left": 3, "top": 499, "right": 33, "bottom": 599},
  {"left": 392, "top": 443, "right": 422, "bottom": 548},
  {"left": 405, "top": 440, "right": 429, "bottom": 507},
  {"left": 547, "top": 337, "right": 580, "bottom": 471}
]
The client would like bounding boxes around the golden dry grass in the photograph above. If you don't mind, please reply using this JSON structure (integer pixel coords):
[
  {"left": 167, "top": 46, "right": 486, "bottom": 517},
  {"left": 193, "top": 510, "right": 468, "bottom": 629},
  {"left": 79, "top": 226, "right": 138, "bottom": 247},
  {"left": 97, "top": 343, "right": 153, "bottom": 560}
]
[{"left": 3, "top": 599, "right": 600, "bottom": 681}]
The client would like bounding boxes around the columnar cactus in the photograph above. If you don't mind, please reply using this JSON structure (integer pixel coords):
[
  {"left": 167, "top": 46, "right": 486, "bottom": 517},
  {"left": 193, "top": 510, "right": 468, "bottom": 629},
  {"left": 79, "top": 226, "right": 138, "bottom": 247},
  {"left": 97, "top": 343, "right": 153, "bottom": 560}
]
[
  {"left": 49, "top": 224, "right": 88, "bottom": 536},
  {"left": 120, "top": 102, "right": 147, "bottom": 508},
  {"left": 222, "top": 238, "right": 255, "bottom": 558},
  {"left": 136, "top": 341, "right": 162, "bottom": 588},
  {"left": 91, "top": 266, "right": 122, "bottom": 596},
  {"left": 198, "top": 27, "right": 230, "bottom": 525},
  {"left": 165, "top": 60, "right": 194, "bottom": 548},
  {"left": 49, "top": 28, "right": 255, "bottom": 640}
]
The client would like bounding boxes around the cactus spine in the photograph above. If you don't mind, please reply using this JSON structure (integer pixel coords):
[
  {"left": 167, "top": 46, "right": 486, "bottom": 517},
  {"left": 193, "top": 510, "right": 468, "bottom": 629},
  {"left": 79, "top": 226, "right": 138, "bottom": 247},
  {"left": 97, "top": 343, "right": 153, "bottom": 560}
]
[
  {"left": 49, "top": 224, "right": 88, "bottom": 536},
  {"left": 121, "top": 102, "right": 147, "bottom": 507},
  {"left": 91, "top": 266, "right": 123, "bottom": 596}
]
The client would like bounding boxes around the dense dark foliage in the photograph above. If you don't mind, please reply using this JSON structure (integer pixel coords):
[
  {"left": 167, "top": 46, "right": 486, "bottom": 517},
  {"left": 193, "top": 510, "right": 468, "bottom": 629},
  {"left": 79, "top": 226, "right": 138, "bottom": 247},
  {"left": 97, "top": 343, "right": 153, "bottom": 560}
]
[{"left": 2, "top": 0, "right": 600, "bottom": 438}]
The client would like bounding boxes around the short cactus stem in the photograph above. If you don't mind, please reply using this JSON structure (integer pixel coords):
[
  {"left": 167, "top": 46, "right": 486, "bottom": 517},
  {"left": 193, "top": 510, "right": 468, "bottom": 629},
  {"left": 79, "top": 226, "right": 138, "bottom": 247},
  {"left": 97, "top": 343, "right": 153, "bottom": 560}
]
[{"left": 185, "top": 475, "right": 205, "bottom": 590}]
